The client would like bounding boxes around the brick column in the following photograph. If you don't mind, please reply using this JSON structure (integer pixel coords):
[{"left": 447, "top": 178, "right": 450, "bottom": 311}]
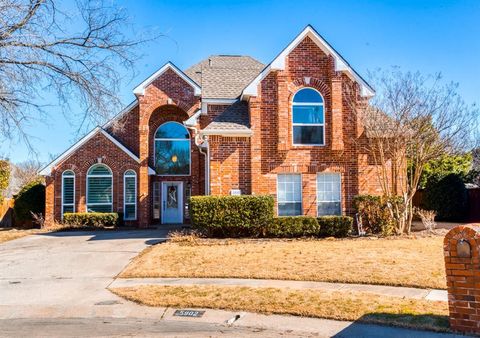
[
  {"left": 331, "top": 77, "right": 344, "bottom": 151},
  {"left": 444, "top": 225, "right": 480, "bottom": 334},
  {"left": 138, "top": 101, "right": 150, "bottom": 228},
  {"left": 44, "top": 175, "right": 55, "bottom": 227},
  {"left": 277, "top": 72, "right": 288, "bottom": 151}
]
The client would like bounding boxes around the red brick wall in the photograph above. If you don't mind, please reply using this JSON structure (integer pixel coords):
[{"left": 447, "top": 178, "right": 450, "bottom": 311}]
[
  {"left": 46, "top": 132, "right": 141, "bottom": 224},
  {"left": 249, "top": 36, "right": 361, "bottom": 216},
  {"left": 209, "top": 136, "right": 251, "bottom": 195},
  {"left": 137, "top": 68, "right": 201, "bottom": 227},
  {"left": 106, "top": 105, "right": 140, "bottom": 156}
]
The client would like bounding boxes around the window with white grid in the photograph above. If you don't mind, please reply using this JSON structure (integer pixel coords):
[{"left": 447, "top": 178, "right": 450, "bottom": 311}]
[
  {"left": 277, "top": 174, "right": 302, "bottom": 216},
  {"left": 317, "top": 173, "right": 341, "bottom": 216}
]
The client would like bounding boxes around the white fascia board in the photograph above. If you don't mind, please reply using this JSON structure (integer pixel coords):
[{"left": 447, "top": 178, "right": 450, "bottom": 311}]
[
  {"left": 133, "top": 62, "right": 201, "bottom": 96},
  {"left": 184, "top": 109, "right": 202, "bottom": 127},
  {"left": 102, "top": 100, "right": 138, "bottom": 129},
  {"left": 202, "top": 98, "right": 238, "bottom": 104},
  {"left": 39, "top": 127, "right": 156, "bottom": 176},
  {"left": 39, "top": 127, "right": 102, "bottom": 176},
  {"left": 241, "top": 25, "right": 375, "bottom": 99},
  {"left": 201, "top": 129, "right": 253, "bottom": 137}
]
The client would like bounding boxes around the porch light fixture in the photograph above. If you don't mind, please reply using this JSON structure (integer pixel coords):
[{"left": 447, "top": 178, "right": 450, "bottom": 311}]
[
  {"left": 457, "top": 239, "right": 471, "bottom": 258},
  {"left": 171, "top": 155, "right": 178, "bottom": 163}
]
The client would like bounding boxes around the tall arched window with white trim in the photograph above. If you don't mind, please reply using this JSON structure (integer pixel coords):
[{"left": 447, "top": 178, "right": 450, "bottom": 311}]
[
  {"left": 62, "top": 170, "right": 75, "bottom": 216},
  {"left": 123, "top": 170, "right": 137, "bottom": 220},
  {"left": 154, "top": 122, "right": 191, "bottom": 175},
  {"left": 292, "top": 88, "right": 325, "bottom": 145},
  {"left": 86, "top": 164, "right": 113, "bottom": 212}
]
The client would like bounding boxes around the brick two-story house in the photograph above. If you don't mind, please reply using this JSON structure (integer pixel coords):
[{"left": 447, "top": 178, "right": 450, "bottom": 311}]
[{"left": 40, "top": 25, "right": 393, "bottom": 227}]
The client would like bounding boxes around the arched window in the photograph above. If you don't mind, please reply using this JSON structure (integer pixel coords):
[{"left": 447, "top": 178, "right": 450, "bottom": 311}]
[
  {"left": 292, "top": 88, "right": 325, "bottom": 145},
  {"left": 123, "top": 170, "right": 137, "bottom": 220},
  {"left": 62, "top": 170, "right": 75, "bottom": 216},
  {"left": 154, "top": 122, "right": 191, "bottom": 175},
  {"left": 86, "top": 164, "right": 113, "bottom": 212}
]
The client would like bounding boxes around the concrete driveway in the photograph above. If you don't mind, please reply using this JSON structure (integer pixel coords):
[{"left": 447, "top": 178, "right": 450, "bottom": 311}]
[
  {"left": 0, "top": 229, "right": 461, "bottom": 337},
  {"left": 0, "top": 228, "right": 172, "bottom": 319}
]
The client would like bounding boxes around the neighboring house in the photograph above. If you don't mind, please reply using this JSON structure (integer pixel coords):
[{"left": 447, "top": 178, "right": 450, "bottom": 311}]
[{"left": 39, "top": 25, "right": 397, "bottom": 227}]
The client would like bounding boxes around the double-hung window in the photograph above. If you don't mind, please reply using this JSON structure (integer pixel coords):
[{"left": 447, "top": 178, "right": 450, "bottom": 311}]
[
  {"left": 61, "top": 170, "right": 75, "bottom": 216},
  {"left": 86, "top": 164, "right": 113, "bottom": 213},
  {"left": 317, "top": 173, "right": 341, "bottom": 216},
  {"left": 292, "top": 88, "right": 325, "bottom": 145},
  {"left": 123, "top": 170, "right": 137, "bottom": 220},
  {"left": 277, "top": 174, "right": 302, "bottom": 216}
]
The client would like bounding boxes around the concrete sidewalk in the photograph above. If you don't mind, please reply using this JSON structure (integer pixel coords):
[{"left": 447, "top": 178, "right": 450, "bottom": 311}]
[{"left": 111, "top": 277, "right": 448, "bottom": 301}]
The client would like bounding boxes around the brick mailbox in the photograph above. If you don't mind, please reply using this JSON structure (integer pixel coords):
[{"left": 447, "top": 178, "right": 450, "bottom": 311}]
[{"left": 444, "top": 225, "right": 480, "bottom": 334}]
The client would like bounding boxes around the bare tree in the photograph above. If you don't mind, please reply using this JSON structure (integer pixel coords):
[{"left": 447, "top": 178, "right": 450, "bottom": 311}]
[
  {"left": 352, "top": 68, "right": 478, "bottom": 234},
  {"left": 0, "top": 0, "right": 159, "bottom": 150},
  {"left": 14, "top": 159, "right": 43, "bottom": 186}
]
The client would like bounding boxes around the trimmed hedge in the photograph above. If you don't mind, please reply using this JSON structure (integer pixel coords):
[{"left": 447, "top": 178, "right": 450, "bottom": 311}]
[
  {"left": 63, "top": 212, "right": 119, "bottom": 228},
  {"left": 318, "top": 216, "right": 353, "bottom": 238},
  {"left": 266, "top": 216, "right": 320, "bottom": 238},
  {"left": 14, "top": 181, "right": 45, "bottom": 224},
  {"left": 190, "top": 195, "right": 275, "bottom": 237},
  {"left": 424, "top": 173, "right": 468, "bottom": 221}
]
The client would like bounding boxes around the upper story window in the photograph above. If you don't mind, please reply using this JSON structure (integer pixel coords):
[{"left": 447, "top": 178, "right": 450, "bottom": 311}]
[
  {"left": 86, "top": 164, "right": 113, "bottom": 213},
  {"left": 154, "top": 122, "right": 191, "bottom": 176},
  {"left": 292, "top": 88, "right": 325, "bottom": 145}
]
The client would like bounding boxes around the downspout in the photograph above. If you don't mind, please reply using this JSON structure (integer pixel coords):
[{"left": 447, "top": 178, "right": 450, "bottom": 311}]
[{"left": 184, "top": 110, "right": 210, "bottom": 195}]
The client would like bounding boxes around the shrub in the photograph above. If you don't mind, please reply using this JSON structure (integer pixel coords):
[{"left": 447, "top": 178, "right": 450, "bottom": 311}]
[
  {"left": 317, "top": 216, "right": 353, "bottom": 238},
  {"left": 266, "top": 216, "right": 320, "bottom": 238},
  {"left": 424, "top": 173, "right": 468, "bottom": 221},
  {"left": 353, "top": 195, "right": 404, "bottom": 236},
  {"left": 63, "top": 212, "right": 119, "bottom": 228},
  {"left": 13, "top": 181, "right": 45, "bottom": 225},
  {"left": 190, "top": 195, "right": 274, "bottom": 237}
]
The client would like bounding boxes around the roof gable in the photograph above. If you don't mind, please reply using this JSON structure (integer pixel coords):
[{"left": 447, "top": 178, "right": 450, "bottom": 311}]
[
  {"left": 184, "top": 55, "right": 264, "bottom": 99},
  {"left": 39, "top": 127, "right": 155, "bottom": 176},
  {"left": 242, "top": 25, "right": 375, "bottom": 99},
  {"left": 133, "top": 62, "right": 201, "bottom": 96}
]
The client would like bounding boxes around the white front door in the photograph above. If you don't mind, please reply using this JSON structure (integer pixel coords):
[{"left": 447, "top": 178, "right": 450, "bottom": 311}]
[{"left": 161, "top": 182, "right": 183, "bottom": 224}]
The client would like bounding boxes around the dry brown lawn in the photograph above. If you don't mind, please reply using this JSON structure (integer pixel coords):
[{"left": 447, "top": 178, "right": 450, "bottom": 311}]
[
  {"left": 120, "top": 236, "right": 446, "bottom": 289},
  {"left": 110, "top": 285, "right": 449, "bottom": 332},
  {"left": 0, "top": 228, "right": 38, "bottom": 243}
]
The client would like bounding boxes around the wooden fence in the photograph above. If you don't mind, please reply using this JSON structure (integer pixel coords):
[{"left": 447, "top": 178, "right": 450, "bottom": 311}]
[
  {"left": 413, "top": 188, "right": 480, "bottom": 222},
  {"left": 0, "top": 198, "right": 14, "bottom": 227}
]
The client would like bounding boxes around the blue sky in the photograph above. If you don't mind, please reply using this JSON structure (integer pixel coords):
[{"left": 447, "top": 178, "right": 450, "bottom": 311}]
[{"left": 3, "top": 0, "right": 479, "bottom": 163}]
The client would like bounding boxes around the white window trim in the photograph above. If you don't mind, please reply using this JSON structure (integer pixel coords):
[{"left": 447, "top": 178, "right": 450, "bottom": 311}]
[
  {"left": 292, "top": 88, "right": 326, "bottom": 147},
  {"left": 154, "top": 121, "right": 192, "bottom": 177},
  {"left": 61, "top": 170, "right": 75, "bottom": 219},
  {"left": 123, "top": 170, "right": 137, "bottom": 221},
  {"left": 276, "top": 173, "right": 303, "bottom": 217},
  {"left": 316, "top": 172, "right": 342, "bottom": 216},
  {"left": 86, "top": 164, "right": 113, "bottom": 213}
]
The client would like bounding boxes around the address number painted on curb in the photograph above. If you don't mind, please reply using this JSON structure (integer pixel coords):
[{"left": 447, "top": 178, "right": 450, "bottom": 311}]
[{"left": 173, "top": 310, "right": 205, "bottom": 318}]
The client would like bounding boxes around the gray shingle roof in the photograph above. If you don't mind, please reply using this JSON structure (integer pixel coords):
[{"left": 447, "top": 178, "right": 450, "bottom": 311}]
[
  {"left": 203, "top": 101, "right": 250, "bottom": 132},
  {"left": 185, "top": 55, "right": 264, "bottom": 99}
]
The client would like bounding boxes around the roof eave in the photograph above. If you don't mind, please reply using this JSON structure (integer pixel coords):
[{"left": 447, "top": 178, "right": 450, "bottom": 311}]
[
  {"left": 133, "top": 62, "right": 202, "bottom": 96},
  {"left": 39, "top": 127, "right": 156, "bottom": 176},
  {"left": 240, "top": 25, "right": 375, "bottom": 100}
]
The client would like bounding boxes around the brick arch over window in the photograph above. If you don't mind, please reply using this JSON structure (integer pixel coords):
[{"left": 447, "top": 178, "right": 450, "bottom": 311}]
[
  {"left": 148, "top": 105, "right": 191, "bottom": 169},
  {"left": 288, "top": 78, "right": 331, "bottom": 103}
]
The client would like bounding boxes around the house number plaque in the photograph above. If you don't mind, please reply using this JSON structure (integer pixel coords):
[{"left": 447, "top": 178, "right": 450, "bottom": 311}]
[{"left": 173, "top": 310, "right": 205, "bottom": 318}]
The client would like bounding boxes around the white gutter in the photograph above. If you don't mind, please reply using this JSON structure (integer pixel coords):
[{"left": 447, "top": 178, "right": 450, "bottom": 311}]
[{"left": 200, "top": 129, "right": 253, "bottom": 137}]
